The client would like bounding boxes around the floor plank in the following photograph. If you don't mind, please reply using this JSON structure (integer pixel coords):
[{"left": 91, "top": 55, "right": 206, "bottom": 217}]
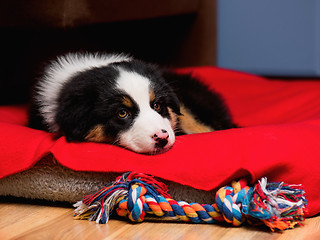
[{"left": 0, "top": 201, "right": 319, "bottom": 240}]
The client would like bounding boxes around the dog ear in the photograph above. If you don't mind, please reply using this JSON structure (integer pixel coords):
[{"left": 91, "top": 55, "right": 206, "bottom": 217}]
[
  {"left": 161, "top": 70, "right": 182, "bottom": 116},
  {"left": 166, "top": 89, "right": 181, "bottom": 116},
  {"left": 55, "top": 86, "right": 98, "bottom": 142}
]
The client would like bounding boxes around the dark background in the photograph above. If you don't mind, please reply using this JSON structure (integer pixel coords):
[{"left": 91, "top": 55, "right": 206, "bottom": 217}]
[{"left": 0, "top": 0, "right": 217, "bottom": 105}]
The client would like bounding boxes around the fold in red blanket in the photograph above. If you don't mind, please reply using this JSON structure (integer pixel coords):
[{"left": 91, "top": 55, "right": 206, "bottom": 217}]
[{"left": 1, "top": 67, "right": 320, "bottom": 217}]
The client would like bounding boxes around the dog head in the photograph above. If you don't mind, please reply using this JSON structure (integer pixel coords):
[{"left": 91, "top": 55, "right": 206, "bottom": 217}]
[{"left": 38, "top": 54, "right": 181, "bottom": 154}]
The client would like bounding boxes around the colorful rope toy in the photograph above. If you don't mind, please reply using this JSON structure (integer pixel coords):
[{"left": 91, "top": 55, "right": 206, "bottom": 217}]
[{"left": 74, "top": 172, "right": 307, "bottom": 231}]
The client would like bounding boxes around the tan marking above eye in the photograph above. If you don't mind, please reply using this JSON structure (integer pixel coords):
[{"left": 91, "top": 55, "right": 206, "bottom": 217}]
[
  {"left": 178, "top": 105, "right": 214, "bottom": 134},
  {"left": 85, "top": 125, "right": 108, "bottom": 142},
  {"left": 149, "top": 90, "right": 155, "bottom": 102},
  {"left": 122, "top": 97, "right": 133, "bottom": 108}
]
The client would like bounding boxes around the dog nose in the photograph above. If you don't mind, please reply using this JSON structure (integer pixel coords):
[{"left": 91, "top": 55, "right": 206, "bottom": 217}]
[{"left": 152, "top": 129, "right": 169, "bottom": 148}]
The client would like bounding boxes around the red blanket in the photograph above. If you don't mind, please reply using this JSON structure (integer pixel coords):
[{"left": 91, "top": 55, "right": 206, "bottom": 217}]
[{"left": 1, "top": 67, "right": 320, "bottom": 217}]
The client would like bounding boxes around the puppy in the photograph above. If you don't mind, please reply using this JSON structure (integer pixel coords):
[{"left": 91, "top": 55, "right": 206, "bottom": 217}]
[{"left": 28, "top": 53, "right": 236, "bottom": 154}]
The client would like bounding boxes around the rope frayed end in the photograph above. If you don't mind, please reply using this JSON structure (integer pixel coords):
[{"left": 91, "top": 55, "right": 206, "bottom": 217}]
[{"left": 242, "top": 177, "right": 307, "bottom": 231}]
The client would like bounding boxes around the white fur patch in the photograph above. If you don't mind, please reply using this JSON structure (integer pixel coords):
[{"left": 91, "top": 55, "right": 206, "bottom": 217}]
[
  {"left": 36, "top": 52, "right": 132, "bottom": 132},
  {"left": 116, "top": 70, "right": 175, "bottom": 153}
]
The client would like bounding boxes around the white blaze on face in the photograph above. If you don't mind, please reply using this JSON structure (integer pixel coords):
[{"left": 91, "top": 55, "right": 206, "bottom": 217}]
[{"left": 116, "top": 70, "right": 175, "bottom": 153}]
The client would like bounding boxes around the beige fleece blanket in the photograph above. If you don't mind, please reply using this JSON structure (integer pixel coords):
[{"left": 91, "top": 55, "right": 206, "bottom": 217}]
[{"left": 0, "top": 155, "right": 215, "bottom": 204}]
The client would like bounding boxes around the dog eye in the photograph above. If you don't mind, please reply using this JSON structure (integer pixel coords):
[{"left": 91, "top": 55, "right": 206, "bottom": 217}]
[
  {"left": 118, "top": 109, "right": 129, "bottom": 118},
  {"left": 153, "top": 103, "right": 161, "bottom": 111}
]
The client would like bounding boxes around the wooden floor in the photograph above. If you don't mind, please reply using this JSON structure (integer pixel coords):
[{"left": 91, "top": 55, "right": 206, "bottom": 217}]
[{"left": 0, "top": 200, "right": 319, "bottom": 240}]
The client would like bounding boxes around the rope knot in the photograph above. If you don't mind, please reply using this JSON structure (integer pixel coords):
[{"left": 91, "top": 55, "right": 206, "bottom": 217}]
[{"left": 215, "top": 179, "right": 251, "bottom": 226}]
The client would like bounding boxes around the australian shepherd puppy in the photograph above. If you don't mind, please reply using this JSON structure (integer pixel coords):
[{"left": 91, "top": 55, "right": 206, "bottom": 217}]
[{"left": 28, "top": 53, "right": 236, "bottom": 154}]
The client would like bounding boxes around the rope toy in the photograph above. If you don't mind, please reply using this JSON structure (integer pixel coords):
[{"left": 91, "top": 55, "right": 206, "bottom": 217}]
[{"left": 73, "top": 172, "right": 307, "bottom": 231}]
